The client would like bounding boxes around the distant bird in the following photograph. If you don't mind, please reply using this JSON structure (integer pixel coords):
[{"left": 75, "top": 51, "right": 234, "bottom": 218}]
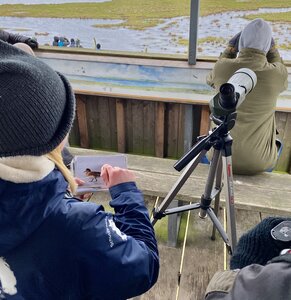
[{"left": 84, "top": 168, "right": 101, "bottom": 182}]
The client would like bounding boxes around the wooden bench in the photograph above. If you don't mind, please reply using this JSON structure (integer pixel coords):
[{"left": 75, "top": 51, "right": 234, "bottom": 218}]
[{"left": 69, "top": 147, "right": 291, "bottom": 246}]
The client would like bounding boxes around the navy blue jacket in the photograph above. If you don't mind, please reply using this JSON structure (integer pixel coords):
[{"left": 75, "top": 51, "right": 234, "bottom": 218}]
[{"left": 0, "top": 169, "right": 159, "bottom": 299}]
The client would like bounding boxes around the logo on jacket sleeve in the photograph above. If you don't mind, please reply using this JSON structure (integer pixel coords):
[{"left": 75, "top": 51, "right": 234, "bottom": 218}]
[
  {"left": 0, "top": 257, "right": 17, "bottom": 298},
  {"left": 105, "top": 216, "right": 128, "bottom": 248}
]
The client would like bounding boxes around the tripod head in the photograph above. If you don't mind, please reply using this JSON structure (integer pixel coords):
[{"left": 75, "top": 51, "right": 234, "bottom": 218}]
[{"left": 173, "top": 123, "right": 226, "bottom": 171}]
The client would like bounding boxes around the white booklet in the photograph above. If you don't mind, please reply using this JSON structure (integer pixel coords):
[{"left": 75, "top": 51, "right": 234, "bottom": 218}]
[{"left": 70, "top": 154, "right": 128, "bottom": 194}]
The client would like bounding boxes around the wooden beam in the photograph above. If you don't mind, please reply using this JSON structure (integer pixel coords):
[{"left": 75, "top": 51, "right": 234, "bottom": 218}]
[
  {"left": 74, "top": 88, "right": 210, "bottom": 106},
  {"left": 116, "top": 99, "right": 126, "bottom": 153},
  {"left": 200, "top": 105, "right": 210, "bottom": 135},
  {"left": 183, "top": 105, "right": 194, "bottom": 152},
  {"left": 155, "top": 102, "right": 165, "bottom": 157},
  {"left": 76, "top": 95, "right": 89, "bottom": 148}
]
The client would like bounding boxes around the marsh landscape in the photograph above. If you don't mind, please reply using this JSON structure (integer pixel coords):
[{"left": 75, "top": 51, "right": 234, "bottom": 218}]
[{"left": 0, "top": 0, "right": 290, "bottom": 59}]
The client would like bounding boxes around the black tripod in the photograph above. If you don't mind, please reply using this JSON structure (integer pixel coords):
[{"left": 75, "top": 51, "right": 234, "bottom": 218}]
[{"left": 151, "top": 112, "right": 238, "bottom": 254}]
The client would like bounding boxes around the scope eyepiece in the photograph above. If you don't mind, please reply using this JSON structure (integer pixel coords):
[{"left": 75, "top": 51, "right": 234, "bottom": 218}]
[
  {"left": 219, "top": 83, "right": 237, "bottom": 110},
  {"left": 209, "top": 68, "right": 257, "bottom": 119}
]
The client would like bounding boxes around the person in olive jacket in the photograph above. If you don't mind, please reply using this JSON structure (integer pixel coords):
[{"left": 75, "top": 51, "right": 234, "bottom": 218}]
[{"left": 207, "top": 18, "right": 288, "bottom": 175}]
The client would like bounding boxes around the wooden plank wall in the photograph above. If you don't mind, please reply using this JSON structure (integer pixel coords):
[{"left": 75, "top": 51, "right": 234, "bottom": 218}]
[
  {"left": 70, "top": 94, "right": 203, "bottom": 159},
  {"left": 70, "top": 94, "right": 291, "bottom": 173}
]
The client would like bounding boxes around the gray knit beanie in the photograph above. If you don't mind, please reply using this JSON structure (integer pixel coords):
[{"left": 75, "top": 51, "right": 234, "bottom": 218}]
[
  {"left": 0, "top": 40, "right": 75, "bottom": 157},
  {"left": 239, "top": 18, "right": 272, "bottom": 53}
]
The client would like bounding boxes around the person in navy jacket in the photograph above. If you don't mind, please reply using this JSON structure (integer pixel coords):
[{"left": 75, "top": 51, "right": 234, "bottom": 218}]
[{"left": 0, "top": 40, "right": 159, "bottom": 300}]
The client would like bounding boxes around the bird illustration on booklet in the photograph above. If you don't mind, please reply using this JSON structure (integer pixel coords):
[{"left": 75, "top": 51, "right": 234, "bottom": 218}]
[
  {"left": 71, "top": 154, "right": 127, "bottom": 193},
  {"left": 84, "top": 168, "right": 101, "bottom": 182}
]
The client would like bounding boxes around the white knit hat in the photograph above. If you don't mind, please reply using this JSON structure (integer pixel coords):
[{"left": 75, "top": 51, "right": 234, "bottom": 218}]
[{"left": 239, "top": 18, "right": 272, "bottom": 53}]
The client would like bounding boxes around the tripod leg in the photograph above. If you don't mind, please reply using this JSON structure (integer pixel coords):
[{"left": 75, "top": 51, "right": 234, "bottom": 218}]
[
  {"left": 211, "top": 156, "right": 223, "bottom": 240},
  {"left": 151, "top": 149, "right": 207, "bottom": 225},
  {"left": 207, "top": 207, "right": 232, "bottom": 254},
  {"left": 199, "top": 148, "right": 220, "bottom": 219}
]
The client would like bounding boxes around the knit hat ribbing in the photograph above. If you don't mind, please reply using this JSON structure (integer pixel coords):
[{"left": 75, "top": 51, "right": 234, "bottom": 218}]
[
  {"left": 0, "top": 40, "right": 75, "bottom": 157},
  {"left": 238, "top": 18, "right": 272, "bottom": 53},
  {"left": 230, "top": 217, "right": 291, "bottom": 269}
]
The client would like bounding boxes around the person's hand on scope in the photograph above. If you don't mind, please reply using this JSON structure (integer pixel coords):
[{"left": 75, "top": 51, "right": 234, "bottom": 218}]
[
  {"left": 230, "top": 217, "right": 291, "bottom": 270},
  {"left": 25, "top": 37, "right": 38, "bottom": 49},
  {"left": 266, "top": 37, "right": 276, "bottom": 54},
  {"left": 227, "top": 32, "right": 241, "bottom": 54},
  {"left": 101, "top": 164, "right": 135, "bottom": 188},
  {"left": 266, "top": 37, "right": 282, "bottom": 63}
]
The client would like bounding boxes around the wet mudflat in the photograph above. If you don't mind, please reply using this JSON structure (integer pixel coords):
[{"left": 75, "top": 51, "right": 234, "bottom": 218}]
[{"left": 0, "top": 5, "right": 290, "bottom": 59}]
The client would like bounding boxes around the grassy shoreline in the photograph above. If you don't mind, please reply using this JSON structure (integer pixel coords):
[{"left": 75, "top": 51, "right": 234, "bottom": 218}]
[{"left": 0, "top": 1, "right": 290, "bottom": 30}]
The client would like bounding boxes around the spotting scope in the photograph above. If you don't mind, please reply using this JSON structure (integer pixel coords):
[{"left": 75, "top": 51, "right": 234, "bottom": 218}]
[{"left": 209, "top": 68, "right": 257, "bottom": 118}]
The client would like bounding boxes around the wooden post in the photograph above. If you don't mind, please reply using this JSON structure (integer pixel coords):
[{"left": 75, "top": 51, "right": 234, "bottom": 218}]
[
  {"left": 76, "top": 94, "right": 89, "bottom": 148},
  {"left": 188, "top": 0, "right": 200, "bottom": 65},
  {"left": 116, "top": 99, "right": 126, "bottom": 153},
  {"left": 200, "top": 105, "right": 210, "bottom": 135},
  {"left": 155, "top": 102, "right": 165, "bottom": 157},
  {"left": 167, "top": 199, "right": 182, "bottom": 247},
  {"left": 183, "top": 104, "right": 194, "bottom": 152}
]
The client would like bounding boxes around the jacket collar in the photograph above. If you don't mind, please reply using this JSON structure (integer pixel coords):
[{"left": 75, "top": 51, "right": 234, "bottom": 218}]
[
  {"left": 0, "top": 156, "right": 55, "bottom": 183},
  {"left": 238, "top": 48, "right": 267, "bottom": 60}
]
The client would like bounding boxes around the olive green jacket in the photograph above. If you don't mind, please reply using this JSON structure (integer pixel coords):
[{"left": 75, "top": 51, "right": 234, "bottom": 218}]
[{"left": 207, "top": 48, "right": 288, "bottom": 174}]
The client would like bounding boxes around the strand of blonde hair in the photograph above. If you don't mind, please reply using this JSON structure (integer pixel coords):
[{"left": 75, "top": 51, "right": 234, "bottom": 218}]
[{"left": 45, "top": 145, "right": 77, "bottom": 194}]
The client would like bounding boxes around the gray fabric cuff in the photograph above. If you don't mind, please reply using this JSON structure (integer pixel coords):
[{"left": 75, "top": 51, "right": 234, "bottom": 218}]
[{"left": 205, "top": 270, "right": 238, "bottom": 296}]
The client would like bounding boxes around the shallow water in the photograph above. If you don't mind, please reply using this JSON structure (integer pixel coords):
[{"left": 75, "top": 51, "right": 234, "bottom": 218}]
[{"left": 0, "top": 6, "right": 290, "bottom": 59}]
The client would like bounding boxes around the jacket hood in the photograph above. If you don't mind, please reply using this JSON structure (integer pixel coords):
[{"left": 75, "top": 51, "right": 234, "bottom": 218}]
[{"left": 0, "top": 156, "right": 68, "bottom": 255}]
